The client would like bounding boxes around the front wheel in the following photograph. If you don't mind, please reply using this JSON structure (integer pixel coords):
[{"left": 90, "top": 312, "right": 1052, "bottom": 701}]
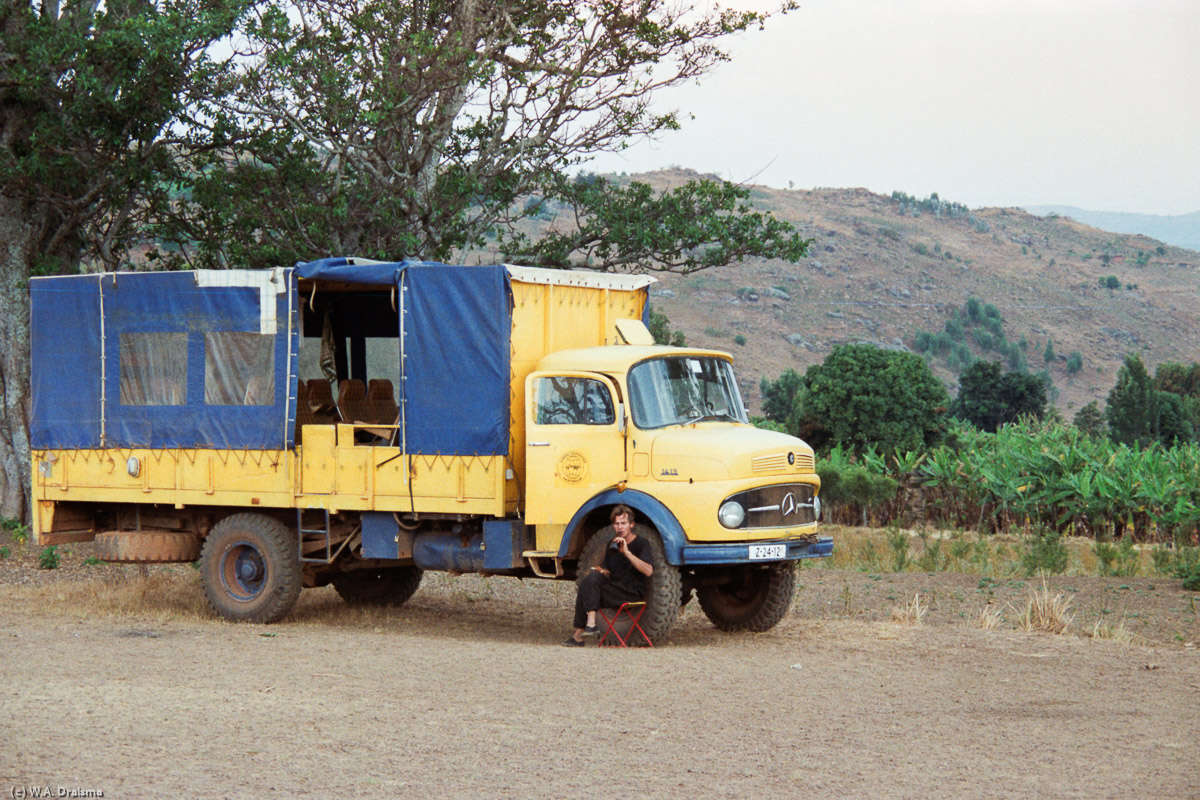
[
  {"left": 578, "top": 523, "right": 681, "bottom": 645},
  {"left": 200, "top": 513, "right": 302, "bottom": 623},
  {"left": 697, "top": 561, "right": 796, "bottom": 632}
]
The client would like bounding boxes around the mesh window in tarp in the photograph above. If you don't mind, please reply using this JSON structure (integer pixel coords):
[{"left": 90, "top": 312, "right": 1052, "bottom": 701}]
[{"left": 118, "top": 333, "right": 188, "bottom": 405}]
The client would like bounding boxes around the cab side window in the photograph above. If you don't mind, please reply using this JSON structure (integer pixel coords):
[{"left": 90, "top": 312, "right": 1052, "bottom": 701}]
[{"left": 534, "top": 377, "right": 615, "bottom": 425}]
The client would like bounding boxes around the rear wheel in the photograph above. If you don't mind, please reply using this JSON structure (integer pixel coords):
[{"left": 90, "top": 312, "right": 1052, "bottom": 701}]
[
  {"left": 697, "top": 561, "right": 796, "bottom": 632},
  {"left": 200, "top": 513, "right": 301, "bottom": 624},
  {"left": 332, "top": 566, "right": 423, "bottom": 606},
  {"left": 578, "top": 523, "right": 680, "bottom": 645}
]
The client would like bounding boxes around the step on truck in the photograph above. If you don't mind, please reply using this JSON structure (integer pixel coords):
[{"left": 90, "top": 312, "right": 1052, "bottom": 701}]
[{"left": 30, "top": 258, "right": 829, "bottom": 642}]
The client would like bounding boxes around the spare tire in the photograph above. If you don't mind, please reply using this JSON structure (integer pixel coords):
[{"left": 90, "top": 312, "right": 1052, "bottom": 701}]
[{"left": 94, "top": 530, "right": 202, "bottom": 563}]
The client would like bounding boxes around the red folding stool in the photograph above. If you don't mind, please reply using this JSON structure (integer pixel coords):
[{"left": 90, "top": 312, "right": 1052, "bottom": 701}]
[{"left": 597, "top": 601, "right": 652, "bottom": 648}]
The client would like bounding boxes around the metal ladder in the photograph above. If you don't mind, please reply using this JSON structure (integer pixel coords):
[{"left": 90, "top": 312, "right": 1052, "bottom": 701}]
[{"left": 297, "top": 508, "right": 332, "bottom": 564}]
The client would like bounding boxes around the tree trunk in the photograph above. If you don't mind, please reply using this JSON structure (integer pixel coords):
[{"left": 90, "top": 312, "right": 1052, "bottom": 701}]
[{"left": 0, "top": 193, "right": 41, "bottom": 523}]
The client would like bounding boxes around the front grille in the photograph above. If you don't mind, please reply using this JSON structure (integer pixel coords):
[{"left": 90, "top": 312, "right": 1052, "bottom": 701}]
[
  {"left": 726, "top": 483, "right": 817, "bottom": 528},
  {"left": 752, "top": 452, "right": 816, "bottom": 472},
  {"left": 752, "top": 453, "right": 788, "bottom": 472}
]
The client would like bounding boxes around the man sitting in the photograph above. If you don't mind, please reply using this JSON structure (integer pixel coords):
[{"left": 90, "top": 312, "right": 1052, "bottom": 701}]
[{"left": 563, "top": 504, "right": 653, "bottom": 646}]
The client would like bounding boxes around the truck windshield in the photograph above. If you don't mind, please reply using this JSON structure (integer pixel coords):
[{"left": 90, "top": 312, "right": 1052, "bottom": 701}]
[{"left": 627, "top": 356, "right": 749, "bottom": 429}]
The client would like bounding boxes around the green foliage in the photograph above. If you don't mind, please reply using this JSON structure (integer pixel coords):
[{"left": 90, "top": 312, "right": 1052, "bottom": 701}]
[
  {"left": 1073, "top": 401, "right": 1106, "bottom": 438},
  {"left": 887, "top": 529, "right": 911, "bottom": 572},
  {"left": 37, "top": 545, "right": 60, "bottom": 570},
  {"left": 703, "top": 327, "right": 728, "bottom": 338},
  {"left": 1, "top": 518, "right": 29, "bottom": 544},
  {"left": 793, "top": 344, "right": 948, "bottom": 453},
  {"left": 0, "top": 545, "right": 9, "bottom": 559},
  {"left": 1066, "top": 351, "right": 1083, "bottom": 374},
  {"left": 83, "top": 556, "right": 103, "bottom": 567},
  {"left": 733, "top": 334, "right": 747, "bottom": 346},
  {"left": 890, "top": 191, "right": 969, "bottom": 219},
  {"left": 1093, "top": 538, "right": 1138, "bottom": 577},
  {"left": 1021, "top": 530, "right": 1069, "bottom": 576},
  {"left": 1043, "top": 338, "right": 1056, "bottom": 364},
  {"left": 168, "top": 1, "right": 808, "bottom": 272},
  {"left": 759, "top": 369, "right": 803, "bottom": 424},
  {"left": 954, "top": 360, "right": 1047, "bottom": 432},
  {"left": 1169, "top": 549, "right": 1200, "bottom": 590},
  {"left": 1106, "top": 353, "right": 1182, "bottom": 448},
  {"left": 647, "top": 305, "right": 685, "bottom": 347},
  {"left": 1100, "top": 275, "right": 1121, "bottom": 289},
  {"left": 945, "top": 317, "right": 965, "bottom": 340},
  {"left": 749, "top": 416, "right": 787, "bottom": 433},
  {"left": 966, "top": 297, "right": 982, "bottom": 322}
]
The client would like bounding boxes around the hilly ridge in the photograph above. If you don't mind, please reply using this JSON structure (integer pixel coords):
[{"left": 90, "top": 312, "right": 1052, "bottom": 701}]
[{"left": 604, "top": 171, "right": 1200, "bottom": 416}]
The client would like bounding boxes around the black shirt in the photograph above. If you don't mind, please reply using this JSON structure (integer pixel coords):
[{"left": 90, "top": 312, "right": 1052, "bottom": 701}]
[{"left": 601, "top": 535, "right": 652, "bottom": 596}]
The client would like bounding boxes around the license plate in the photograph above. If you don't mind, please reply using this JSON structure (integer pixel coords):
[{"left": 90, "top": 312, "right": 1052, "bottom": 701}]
[{"left": 748, "top": 544, "right": 786, "bottom": 560}]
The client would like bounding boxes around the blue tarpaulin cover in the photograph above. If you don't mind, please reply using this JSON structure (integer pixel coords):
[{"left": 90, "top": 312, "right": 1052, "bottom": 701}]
[{"left": 30, "top": 260, "right": 513, "bottom": 456}]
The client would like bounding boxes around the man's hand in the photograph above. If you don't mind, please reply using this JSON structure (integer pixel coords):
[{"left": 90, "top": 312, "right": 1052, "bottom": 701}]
[{"left": 592, "top": 566, "right": 610, "bottom": 577}]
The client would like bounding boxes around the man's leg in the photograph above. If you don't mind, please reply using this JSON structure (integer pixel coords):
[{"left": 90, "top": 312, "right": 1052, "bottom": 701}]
[{"left": 571, "top": 571, "right": 606, "bottom": 641}]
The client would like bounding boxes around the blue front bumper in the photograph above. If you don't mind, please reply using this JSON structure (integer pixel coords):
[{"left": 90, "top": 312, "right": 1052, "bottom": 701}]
[{"left": 679, "top": 535, "right": 833, "bottom": 566}]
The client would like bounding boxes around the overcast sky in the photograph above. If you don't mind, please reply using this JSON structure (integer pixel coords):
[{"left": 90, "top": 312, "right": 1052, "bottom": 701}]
[{"left": 585, "top": 0, "right": 1199, "bottom": 216}]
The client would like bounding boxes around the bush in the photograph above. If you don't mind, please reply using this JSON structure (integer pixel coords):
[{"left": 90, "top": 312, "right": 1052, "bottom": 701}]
[
  {"left": 1022, "top": 530, "right": 1069, "bottom": 576},
  {"left": 1066, "top": 352, "right": 1083, "bottom": 374},
  {"left": 1093, "top": 538, "right": 1138, "bottom": 577},
  {"left": 733, "top": 334, "right": 747, "bottom": 346},
  {"left": 647, "top": 304, "right": 685, "bottom": 347},
  {"left": 1100, "top": 275, "right": 1121, "bottom": 290},
  {"left": 38, "top": 545, "right": 60, "bottom": 570}
]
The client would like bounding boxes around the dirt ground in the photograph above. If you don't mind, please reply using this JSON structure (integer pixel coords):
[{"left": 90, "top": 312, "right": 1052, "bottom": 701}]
[{"left": 1, "top": 538, "right": 1198, "bottom": 799}]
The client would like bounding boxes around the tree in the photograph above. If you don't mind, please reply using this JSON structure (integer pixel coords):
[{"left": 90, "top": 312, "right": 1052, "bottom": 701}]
[
  {"left": 1106, "top": 353, "right": 1157, "bottom": 448},
  {"left": 1073, "top": 401, "right": 1106, "bottom": 438},
  {"left": 0, "top": 0, "right": 250, "bottom": 519},
  {"left": 953, "top": 360, "right": 1047, "bottom": 433},
  {"left": 789, "top": 344, "right": 948, "bottom": 453},
  {"left": 164, "top": 0, "right": 809, "bottom": 271},
  {"left": 647, "top": 305, "right": 685, "bottom": 347},
  {"left": 759, "top": 369, "right": 803, "bottom": 424},
  {"left": 1043, "top": 338, "right": 1056, "bottom": 364},
  {"left": 1065, "top": 351, "right": 1083, "bottom": 374}
]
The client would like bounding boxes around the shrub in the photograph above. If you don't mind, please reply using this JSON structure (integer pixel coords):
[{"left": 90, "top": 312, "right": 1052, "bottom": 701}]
[
  {"left": 1021, "top": 530, "right": 1069, "bottom": 576},
  {"left": 38, "top": 545, "right": 60, "bottom": 570},
  {"left": 1093, "top": 538, "right": 1138, "bottom": 577},
  {"left": 1100, "top": 275, "right": 1121, "bottom": 289},
  {"left": 1066, "top": 352, "right": 1083, "bottom": 374},
  {"left": 0, "top": 545, "right": 9, "bottom": 559},
  {"left": 733, "top": 334, "right": 747, "bottom": 346}
]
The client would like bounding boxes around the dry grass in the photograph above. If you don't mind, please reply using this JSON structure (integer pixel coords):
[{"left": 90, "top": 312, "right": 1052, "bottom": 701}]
[
  {"left": 978, "top": 603, "right": 1004, "bottom": 630},
  {"left": 2, "top": 571, "right": 213, "bottom": 622},
  {"left": 1016, "top": 581, "right": 1074, "bottom": 634},
  {"left": 1091, "top": 617, "right": 1134, "bottom": 644},
  {"left": 890, "top": 593, "right": 927, "bottom": 626}
]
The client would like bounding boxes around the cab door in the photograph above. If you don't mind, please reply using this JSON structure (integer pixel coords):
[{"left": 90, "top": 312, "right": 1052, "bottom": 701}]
[{"left": 524, "top": 372, "right": 626, "bottom": 526}]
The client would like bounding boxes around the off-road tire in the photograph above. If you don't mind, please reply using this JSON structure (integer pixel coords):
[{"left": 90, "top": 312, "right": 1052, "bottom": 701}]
[
  {"left": 332, "top": 566, "right": 423, "bottom": 607},
  {"left": 200, "top": 513, "right": 301, "bottom": 624},
  {"left": 577, "top": 523, "right": 681, "bottom": 645},
  {"left": 697, "top": 561, "right": 796, "bottom": 632},
  {"left": 94, "top": 531, "right": 202, "bottom": 563}
]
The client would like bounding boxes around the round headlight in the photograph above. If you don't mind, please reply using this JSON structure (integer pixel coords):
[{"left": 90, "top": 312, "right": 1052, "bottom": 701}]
[
  {"left": 718, "top": 501, "right": 745, "bottom": 529},
  {"left": 813, "top": 496, "right": 821, "bottom": 521}
]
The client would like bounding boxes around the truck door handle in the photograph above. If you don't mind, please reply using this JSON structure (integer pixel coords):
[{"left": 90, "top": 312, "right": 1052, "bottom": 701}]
[{"left": 529, "top": 441, "right": 550, "bottom": 447}]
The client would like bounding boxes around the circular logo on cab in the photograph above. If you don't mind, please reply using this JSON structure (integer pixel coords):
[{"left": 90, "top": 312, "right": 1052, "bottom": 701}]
[{"left": 557, "top": 451, "right": 589, "bottom": 484}]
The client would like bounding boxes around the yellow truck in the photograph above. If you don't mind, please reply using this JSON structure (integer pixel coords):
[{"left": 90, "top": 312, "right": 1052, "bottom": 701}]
[{"left": 30, "top": 258, "right": 828, "bottom": 642}]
